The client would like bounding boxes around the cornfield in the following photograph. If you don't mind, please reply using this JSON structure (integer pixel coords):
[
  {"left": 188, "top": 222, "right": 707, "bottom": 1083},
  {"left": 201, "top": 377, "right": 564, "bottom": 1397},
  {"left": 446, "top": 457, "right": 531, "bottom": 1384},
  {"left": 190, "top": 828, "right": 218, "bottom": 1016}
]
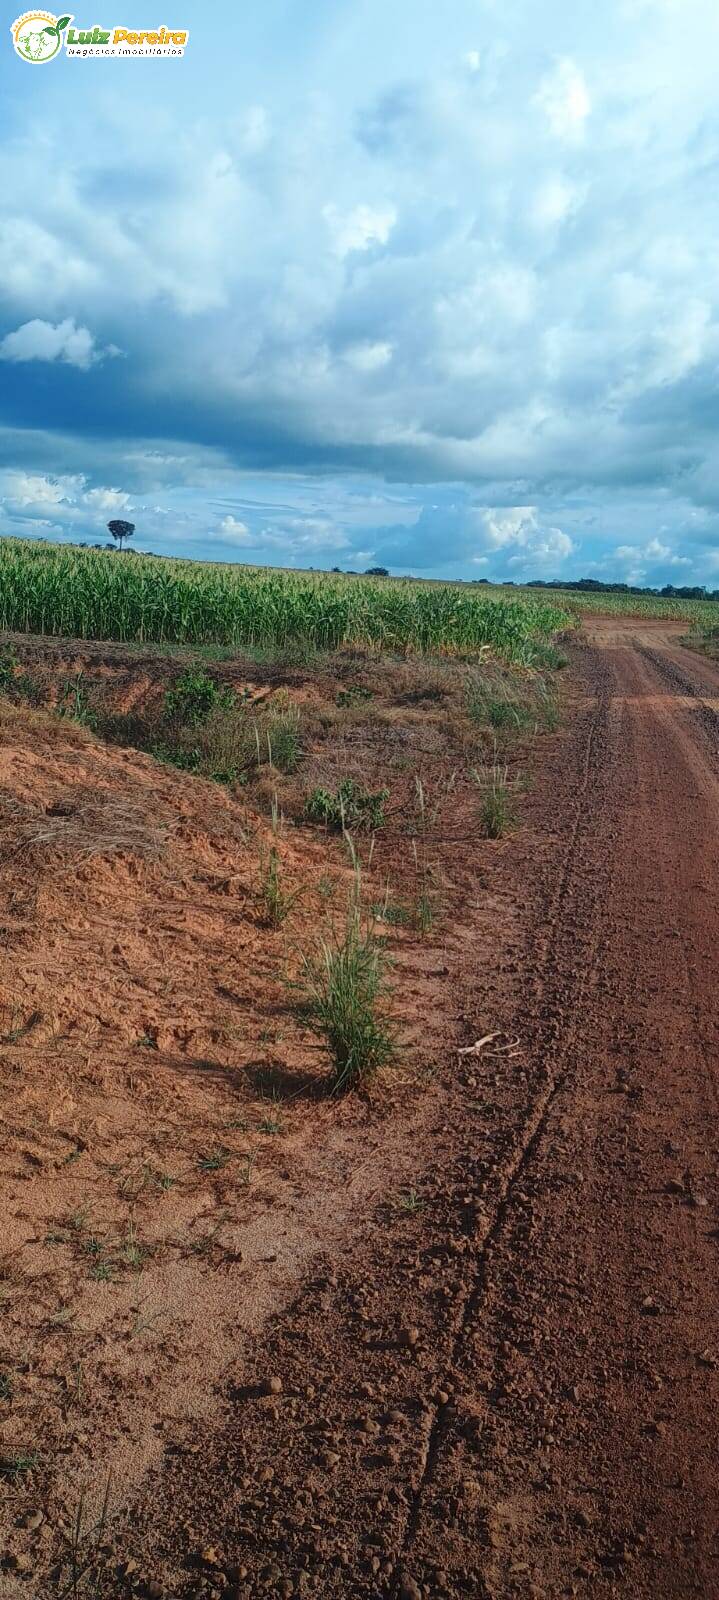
[
  {"left": 511, "top": 586, "right": 718, "bottom": 625},
  {"left": 0, "top": 541, "right": 572, "bottom": 659}
]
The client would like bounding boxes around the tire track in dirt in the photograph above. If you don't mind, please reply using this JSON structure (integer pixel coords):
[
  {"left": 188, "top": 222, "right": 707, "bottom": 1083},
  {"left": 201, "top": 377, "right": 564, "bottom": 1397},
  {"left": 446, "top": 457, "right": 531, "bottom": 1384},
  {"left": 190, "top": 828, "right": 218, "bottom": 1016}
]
[{"left": 389, "top": 667, "right": 616, "bottom": 1587}]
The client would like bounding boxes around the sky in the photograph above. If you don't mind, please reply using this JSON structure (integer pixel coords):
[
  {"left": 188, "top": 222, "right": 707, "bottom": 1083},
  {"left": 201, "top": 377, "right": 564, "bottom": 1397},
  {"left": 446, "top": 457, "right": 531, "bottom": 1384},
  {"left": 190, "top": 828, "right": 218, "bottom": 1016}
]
[{"left": 2, "top": 0, "right": 719, "bottom": 586}]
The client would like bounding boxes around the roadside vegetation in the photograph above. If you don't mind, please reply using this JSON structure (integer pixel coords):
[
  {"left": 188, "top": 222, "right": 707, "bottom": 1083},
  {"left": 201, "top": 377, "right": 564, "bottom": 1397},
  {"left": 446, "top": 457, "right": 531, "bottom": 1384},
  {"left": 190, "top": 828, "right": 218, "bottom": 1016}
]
[
  {"left": 0, "top": 607, "right": 569, "bottom": 1576},
  {"left": 684, "top": 621, "right": 719, "bottom": 661}
]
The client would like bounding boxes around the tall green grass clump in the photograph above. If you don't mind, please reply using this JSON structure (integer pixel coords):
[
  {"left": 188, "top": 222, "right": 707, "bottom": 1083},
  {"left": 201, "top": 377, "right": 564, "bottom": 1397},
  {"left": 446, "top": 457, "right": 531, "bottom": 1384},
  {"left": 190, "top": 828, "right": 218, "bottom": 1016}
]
[{"left": 298, "top": 903, "right": 395, "bottom": 1090}]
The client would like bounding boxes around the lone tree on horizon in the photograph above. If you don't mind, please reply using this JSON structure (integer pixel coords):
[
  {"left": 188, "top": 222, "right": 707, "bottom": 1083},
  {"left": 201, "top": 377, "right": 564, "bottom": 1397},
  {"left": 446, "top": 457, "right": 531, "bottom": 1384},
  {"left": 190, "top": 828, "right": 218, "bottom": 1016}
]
[{"left": 107, "top": 519, "right": 135, "bottom": 551}]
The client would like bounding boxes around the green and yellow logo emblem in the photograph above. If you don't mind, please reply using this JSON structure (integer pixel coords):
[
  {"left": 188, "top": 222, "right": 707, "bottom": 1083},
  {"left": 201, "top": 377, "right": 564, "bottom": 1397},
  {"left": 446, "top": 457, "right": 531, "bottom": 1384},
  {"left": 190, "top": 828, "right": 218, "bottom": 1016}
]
[{"left": 12, "top": 11, "right": 72, "bottom": 62}]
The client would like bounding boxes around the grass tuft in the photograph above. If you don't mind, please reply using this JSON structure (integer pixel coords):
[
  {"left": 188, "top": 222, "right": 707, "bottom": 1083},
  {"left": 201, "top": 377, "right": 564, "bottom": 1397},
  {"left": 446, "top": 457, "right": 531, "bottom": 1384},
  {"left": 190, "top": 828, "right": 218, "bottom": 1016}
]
[
  {"left": 258, "top": 846, "right": 300, "bottom": 927},
  {"left": 298, "top": 902, "right": 395, "bottom": 1090},
  {"left": 0, "top": 1450, "right": 39, "bottom": 1480},
  {"left": 474, "top": 758, "right": 516, "bottom": 839}
]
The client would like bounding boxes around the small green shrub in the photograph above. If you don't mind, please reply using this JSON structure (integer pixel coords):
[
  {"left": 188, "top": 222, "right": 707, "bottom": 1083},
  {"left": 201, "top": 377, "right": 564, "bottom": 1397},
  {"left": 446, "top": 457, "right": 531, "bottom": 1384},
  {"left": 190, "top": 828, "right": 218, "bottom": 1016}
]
[
  {"left": 164, "top": 669, "right": 233, "bottom": 726},
  {"left": 155, "top": 683, "right": 303, "bottom": 786},
  {"left": 336, "top": 685, "right": 374, "bottom": 707},
  {"left": 305, "top": 778, "right": 389, "bottom": 831},
  {"left": 0, "top": 651, "right": 18, "bottom": 690},
  {"left": 0, "top": 652, "right": 38, "bottom": 704},
  {"left": 57, "top": 671, "right": 97, "bottom": 728}
]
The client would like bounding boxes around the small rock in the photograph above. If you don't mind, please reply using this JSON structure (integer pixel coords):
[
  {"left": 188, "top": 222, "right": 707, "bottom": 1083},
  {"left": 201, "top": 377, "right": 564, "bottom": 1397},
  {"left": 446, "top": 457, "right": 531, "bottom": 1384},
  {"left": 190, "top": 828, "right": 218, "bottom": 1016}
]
[
  {"left": 200, "top": 1547, "right": 221, "bottom": 1567},
  {"left": 697, "top": 1349, "right": 718, "bottom": 1369},
  {"left": 641, "top": 1296, "right": 660, "bottom": 1315},
  {"left": 321, "top": 1451, "right": 340, "bottom": 1469},
  {"left": 147, "top": 1584, "right": 163, "bottom": 1599},
  {"left": 19, "top": 1510, "right": 44, "bottom": 1531},
  {"left": 436, "top": 1390, "right": 450, "bottom": 1406},
  {"left": 262, "top": 1376, "right": 283, "bottom": 1396},
  {"left": 399, "top": 1327, "right": 419, "bottom": 1348},
  {"left": 399, "top": 1577, "right": 422, "bottom": 1600}
]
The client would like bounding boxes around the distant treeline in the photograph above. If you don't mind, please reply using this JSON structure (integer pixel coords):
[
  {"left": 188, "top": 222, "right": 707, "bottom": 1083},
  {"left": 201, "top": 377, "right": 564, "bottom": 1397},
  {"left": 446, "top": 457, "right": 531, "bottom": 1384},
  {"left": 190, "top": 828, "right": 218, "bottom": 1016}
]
[{"left": 512, "top": 577, "right": 719, "bottom": 602}]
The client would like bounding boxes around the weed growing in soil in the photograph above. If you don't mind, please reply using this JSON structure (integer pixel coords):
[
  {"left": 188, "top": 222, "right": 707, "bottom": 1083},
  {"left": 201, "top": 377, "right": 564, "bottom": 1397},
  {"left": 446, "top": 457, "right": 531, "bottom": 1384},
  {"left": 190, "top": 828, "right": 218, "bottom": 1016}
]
[
  {"left": 0, "top": 650, "right": 18, "bottom": 691},
  {"left": 60, "top": 1473, "right": 112, "bottom": 1600},
  {"left": 0, "top": 1451, "right": 39, "bottom": 1480},
  {"left": 305, "top": 778, "right": 389, "bottom": 832},
  {"left": 197, "top": 1148, "right": 231, "bottom": 1172},
  {"left": 372, "top": 896, "right": 411, "bottom": 927},
  {"left": 149, "top": 677, "right": 304, "bottom": 786},
  {"left": 58, "top": 671, "right": 97, "bottom": 729},
  {"left": 263, "top": 704, "right": 302, "bottom": 772},
  {"left": 474, "top": 758, "right": 516, "bottom": 839},
  {"left": 298, "top": 900, "right": 395, "bottom": 1090},
  {"left": 524, "top": 640, "right": 569, "bottom": 671},
  {"left": 0, "top": 650, "right": 38, "bottom": 703},
  {"left": 258, "top": 1113, "right": 284, "bottom": 1135},
  {"left": 259, "top": 846, "right": 301, "bottom": 927}
]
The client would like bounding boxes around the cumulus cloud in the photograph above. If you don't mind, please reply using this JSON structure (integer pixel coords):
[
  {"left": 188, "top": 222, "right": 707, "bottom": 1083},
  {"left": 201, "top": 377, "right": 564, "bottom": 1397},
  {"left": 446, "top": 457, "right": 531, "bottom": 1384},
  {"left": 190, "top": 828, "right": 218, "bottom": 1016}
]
[
  {"left": 478, "top": 507, "right": 575, "bottom": 563},
  {"left": 0, "top": 471, "right": 134, "bottom": 535},
  {"left": 530, "top": 175, "right": 585, "bottom": 229},
  {"left": 0, "top": 318, "right": 116, "bottom": 370},
  {"left": 323, "top": 202, "right": 397, "bottom": 258},
  {"left": 534, "top": 58, "right": 591, "bottom": 140},
  {"left": 2, "top": 472, "right": 78, "bottom": 509},
  {"left": 218, "top": 515, "right": 252, "bottom": 542},
  {"left": 83, "top": 487, "right": 132, "bottom": 513},
  {"left": 343, "top": 341, "right": 393, "bottom": 372}
]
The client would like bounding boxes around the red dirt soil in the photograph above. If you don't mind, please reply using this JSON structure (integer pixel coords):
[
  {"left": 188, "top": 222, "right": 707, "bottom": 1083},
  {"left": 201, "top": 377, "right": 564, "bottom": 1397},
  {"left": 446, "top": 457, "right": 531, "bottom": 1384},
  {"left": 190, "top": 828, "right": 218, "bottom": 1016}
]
[{"left": 2, "top": 619, "right": 719, "bottom": 1599}]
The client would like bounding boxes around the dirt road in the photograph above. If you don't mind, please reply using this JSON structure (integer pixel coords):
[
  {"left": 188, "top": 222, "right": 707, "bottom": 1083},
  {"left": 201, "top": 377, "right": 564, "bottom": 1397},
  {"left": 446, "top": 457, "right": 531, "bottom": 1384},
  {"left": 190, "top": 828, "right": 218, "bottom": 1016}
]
[{"left": 91, "top": 620, "right": 719, "bottom": 1599}]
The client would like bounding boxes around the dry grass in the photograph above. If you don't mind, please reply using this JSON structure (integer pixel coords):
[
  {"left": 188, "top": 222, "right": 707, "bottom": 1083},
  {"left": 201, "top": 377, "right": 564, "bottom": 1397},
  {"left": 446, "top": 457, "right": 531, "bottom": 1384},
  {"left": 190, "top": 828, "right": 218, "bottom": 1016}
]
[{"left": 0, "top": 788, "right": 165, "bottom": 862}]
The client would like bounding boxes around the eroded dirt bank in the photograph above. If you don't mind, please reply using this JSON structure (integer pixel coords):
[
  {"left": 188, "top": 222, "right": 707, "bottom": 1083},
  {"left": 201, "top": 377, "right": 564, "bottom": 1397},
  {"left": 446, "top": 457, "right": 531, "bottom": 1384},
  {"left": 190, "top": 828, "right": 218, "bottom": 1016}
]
[{"left": 4, "top": 621, "right": 719, "bottom": 1598}]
